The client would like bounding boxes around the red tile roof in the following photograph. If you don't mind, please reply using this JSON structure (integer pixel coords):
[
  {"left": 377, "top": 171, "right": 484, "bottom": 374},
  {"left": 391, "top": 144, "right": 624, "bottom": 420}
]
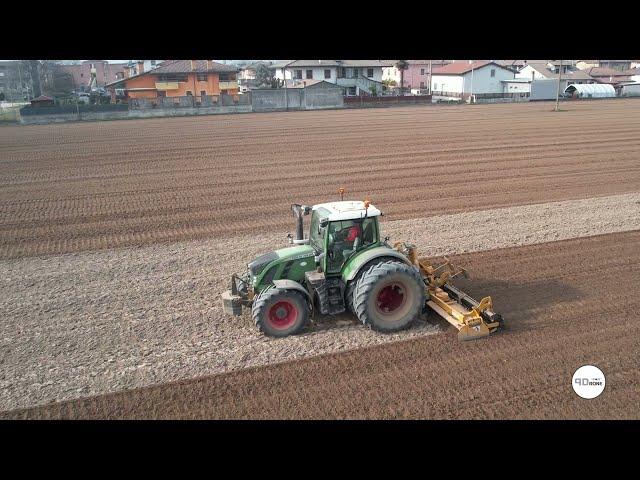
[
  {"left": 105, "top": 60, "right": 237, "bottom": 87},
  {"left": 585, "top": 66, "right": 630, "bottom": 77},
  {"left": 152, "top": 60, "right": 237, "bottom": 74},
  {"left": 431, "top": 60, "right": 507, "bottom": 75}
]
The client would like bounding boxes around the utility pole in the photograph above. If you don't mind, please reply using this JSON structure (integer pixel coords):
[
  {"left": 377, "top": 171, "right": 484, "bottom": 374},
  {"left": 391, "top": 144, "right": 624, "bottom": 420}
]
[
  {"left": 428, "top": 60, "right": 432, "bottom": 95},
  {"left": 17, "top": 61, "right": 24, "bottom": 102},
  {"left": 554, "top": 59, "right": 562, "bottom": 112},
  {"left": 470, "top": 61, "right": 475, "bottom": 104}
]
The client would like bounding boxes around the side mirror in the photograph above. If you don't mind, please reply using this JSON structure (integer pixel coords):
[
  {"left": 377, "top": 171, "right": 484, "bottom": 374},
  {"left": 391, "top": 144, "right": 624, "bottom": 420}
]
[{"left": 319, "top": 218, "right": 328, "bottom": 228}]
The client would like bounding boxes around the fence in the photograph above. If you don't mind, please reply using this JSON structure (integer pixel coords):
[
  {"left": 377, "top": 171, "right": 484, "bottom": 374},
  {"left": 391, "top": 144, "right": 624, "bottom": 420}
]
[
  {"left": 343, "top": 95, "right": 432, "bottom": 108},
  {"left": 19, "top": 104, "right": 128, "bottom": 116},
  {"left": 128, "top": 93, "right": 251, "bottom": 110},
  {"left": 251, "top": 88, "right": 344, "bottom": 111}
]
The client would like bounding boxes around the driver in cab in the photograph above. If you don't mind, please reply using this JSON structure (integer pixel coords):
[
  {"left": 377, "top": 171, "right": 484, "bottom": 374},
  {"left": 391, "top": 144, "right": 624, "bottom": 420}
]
[{"left": 329, "top": 221, "right": 362, "bottom": 267}]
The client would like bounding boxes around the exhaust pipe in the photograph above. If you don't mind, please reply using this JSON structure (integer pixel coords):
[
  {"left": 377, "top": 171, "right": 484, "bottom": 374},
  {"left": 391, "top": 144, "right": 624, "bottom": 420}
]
[{"left": 291, "top": 204, "right": 311, "bottom": 244}]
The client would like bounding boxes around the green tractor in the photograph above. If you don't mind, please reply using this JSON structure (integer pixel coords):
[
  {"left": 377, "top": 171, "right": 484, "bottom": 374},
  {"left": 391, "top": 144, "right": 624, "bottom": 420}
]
[{"left": 222, "top": 198, "right": 503, "bottom": 340}]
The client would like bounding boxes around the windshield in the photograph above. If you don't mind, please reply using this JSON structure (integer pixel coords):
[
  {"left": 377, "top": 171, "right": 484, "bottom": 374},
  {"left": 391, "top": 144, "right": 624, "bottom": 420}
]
[
  {"left": 326, "top": 217, "right": 377, "bottom": 273},
  {"left": 309, "top": 207, "right": 331, "bottom": 252}
]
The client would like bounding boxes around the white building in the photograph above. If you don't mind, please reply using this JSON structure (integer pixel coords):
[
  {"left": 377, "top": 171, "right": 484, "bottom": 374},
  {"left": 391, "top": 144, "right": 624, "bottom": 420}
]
[
  {"left": 501, "top": 78, "right": 532, "bottom": 94},
  {"left": 430, "top": 61, "right": 516, "bottom": 98},
  {"left": 382, "top": 64, "right": 400, "bottom": 84},
  {"left": 269, "top": 60, "right": 391, "bottom": 96},
  {"left": 125, "top": 60, "right": 163, "bottom": 76},
  {"left": 619, "top": 82, "right": 640, "bottom": 97}
]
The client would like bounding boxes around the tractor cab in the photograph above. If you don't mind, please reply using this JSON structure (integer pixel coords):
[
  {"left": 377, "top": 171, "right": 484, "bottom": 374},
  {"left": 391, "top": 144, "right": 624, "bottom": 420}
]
[{"left": 308, "top": 201, "right": 382, "bottom": 275}]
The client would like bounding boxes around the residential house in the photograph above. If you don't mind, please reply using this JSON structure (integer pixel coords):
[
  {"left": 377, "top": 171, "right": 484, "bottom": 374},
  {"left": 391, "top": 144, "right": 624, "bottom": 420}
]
[
  {"left": 583, "top": 67, "right": 633, "bottom": 83},
  {"left": 518, "top": 61, "right": 581, "bottom": 80},
  {"left": 576, "top": 60, "right": 599, "bottom": 70},
  {"left": 582, "top": 67, "right": 635, "bottom": 94},
  {"left": 596, "top": 60, "right": 633, "bottom": 71},
  {"left": 124, "top": 60, "right": 163, "bottom": 78},
  {"left": 576, "top": 60, "right": 634, "bottom": 72},
  {"left": 61, "top": 60, "right": 127, "bottom": 91},
  {"left": 625, "top": 67, "right": 640, "bottom": 82},
  {"left": 517, "top": 61, "right": 595, "bottom": 91},
  {"left": 619, "top": 82, "right": 640, "bottom": 97},
  {"left": 106, "top": 60, "right": 239, "bottom": 101},
  {"left": 270, "top": 60, "right": 293, "bottom": 81},
  {"left": 497, "top": 60, "right": 531, "bottom": 73},
  {"left": 430, "top": 61, "right": 517, "bottom": 99},
  {"left": 382, "top": 60, "right": 451, "bottom": 93},
  {"left": 270, "top": 60, "right": 391, "bottom": 96},
  {"left": 238, "top": 61, "right": 271, "bottom": 92}
]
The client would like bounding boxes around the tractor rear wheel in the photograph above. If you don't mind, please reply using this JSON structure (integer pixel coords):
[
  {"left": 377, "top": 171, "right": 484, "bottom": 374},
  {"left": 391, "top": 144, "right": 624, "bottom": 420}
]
[
  {"left": 346, "top": 256, "right": 402, "bottom": 315},
  {"left": 353, "top": 261, "right": 425, "bottom": 332},
  {"left": 252, "top": 288, "right": 309, "bottom": 338}
]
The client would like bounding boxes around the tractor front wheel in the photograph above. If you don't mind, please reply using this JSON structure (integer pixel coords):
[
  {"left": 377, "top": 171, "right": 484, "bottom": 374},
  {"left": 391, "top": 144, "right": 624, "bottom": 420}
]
[
  {"left": 353, "top": 261, "right": 425, "bottom": 332},
  {"left": 252, "top": 288, "right": 309, "bottom": 337}
]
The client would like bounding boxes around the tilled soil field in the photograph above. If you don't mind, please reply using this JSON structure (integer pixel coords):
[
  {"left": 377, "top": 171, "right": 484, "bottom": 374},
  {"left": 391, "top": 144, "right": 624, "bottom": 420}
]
[
  {"left": 1, "top": 100, "right": 640, "bottom": 259},
  {"left": 5, "top": 231, "right": 639, "bottom": 419},
  {"left": 1, "top": 194, "right": 638, "bottom": 411}
]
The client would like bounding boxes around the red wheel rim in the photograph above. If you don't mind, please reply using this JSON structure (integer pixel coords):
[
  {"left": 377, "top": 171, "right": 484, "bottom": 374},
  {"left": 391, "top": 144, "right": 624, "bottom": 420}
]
[
  {"left": 376, "top": 284, "right": 406, "bottom": 314},
  {"left": 268, "top": 300, "right": 298, "bottom": 329}
]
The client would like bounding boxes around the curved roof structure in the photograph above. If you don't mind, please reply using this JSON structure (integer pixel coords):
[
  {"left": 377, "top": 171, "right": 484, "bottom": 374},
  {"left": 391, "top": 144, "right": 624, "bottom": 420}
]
[{"left": 564, "top": 83, "right": 615, "bottom": 97}]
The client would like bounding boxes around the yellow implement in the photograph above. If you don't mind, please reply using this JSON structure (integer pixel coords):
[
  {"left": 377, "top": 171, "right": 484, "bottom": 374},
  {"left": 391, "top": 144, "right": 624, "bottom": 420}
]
[{"left": 394, "top": 242, "right": 503, "bottom": 341}]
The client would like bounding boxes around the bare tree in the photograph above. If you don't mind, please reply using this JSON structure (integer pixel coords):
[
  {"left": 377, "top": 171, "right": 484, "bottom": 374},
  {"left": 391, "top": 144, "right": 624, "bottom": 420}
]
[{"left": 40, "top": 61, "right": 75, "bottom": 96}]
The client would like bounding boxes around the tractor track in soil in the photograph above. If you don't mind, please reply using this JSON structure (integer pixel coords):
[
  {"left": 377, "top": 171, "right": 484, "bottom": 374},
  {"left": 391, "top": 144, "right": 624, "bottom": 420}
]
[
  {"left": 1, "top": 100, "right": 640, "bottom": 259},
  {"left": 4, "top": 231, "right": 639, "bottom": 419}
]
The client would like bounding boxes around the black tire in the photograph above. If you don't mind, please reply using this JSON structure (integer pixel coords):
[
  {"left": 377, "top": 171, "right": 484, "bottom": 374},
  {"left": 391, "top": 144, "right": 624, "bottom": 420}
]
[
  {"left": 252, "top": 288, "right": 309, "bottom": 338},
  {"left": 353, "top": 260, "right": 425, "bottom": 332},
  {"left": 345, "top": 256, "right": 402, "bottom": 315},
  {"left": 345, "top": 280, "right": 358, "bottom": 315}
]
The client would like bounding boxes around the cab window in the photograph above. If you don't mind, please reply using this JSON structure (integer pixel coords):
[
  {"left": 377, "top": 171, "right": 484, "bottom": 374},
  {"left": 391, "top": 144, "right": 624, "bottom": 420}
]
[
  {"left": 326, "top": 217, "right": 377, "bottom": 272},
  {"left": 309, "top": 207, "right": 330, "bottom": 252}
]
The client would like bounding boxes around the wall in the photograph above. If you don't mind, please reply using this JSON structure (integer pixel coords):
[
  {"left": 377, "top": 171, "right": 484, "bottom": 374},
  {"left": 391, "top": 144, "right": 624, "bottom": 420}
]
[
  {"left": 250, "top": 88, "right": 343, "bottom": 111},
  {"left": 289, "top": 66, "right": 336, "bottom": 82},
  {"left": 404, "top": 64, "right": 430, "bottom": 90},
  {"left": 20, "top": 105, "right": 253, "bottom": 124},
  {"left": 503, "top": 81, "right": 531, "bottom": 93},
  {"left": 382, "top": 66, "right": 400, "bottom": 83},
  {"left": 462, "top": 65, "right": 514, "bottom": 94},
  {"left": 431, "top": 75, "right": 464, "bottom": 93},
  {"left": 273, "top": 68, "right": 293, "bottom": 81},
  {"left": 516, "top": 65, "right": 549, "bottom": 81},
  {"left": 343, "top": 95, "right": 432, "bottom": 108},
  {"left": 252, "top": 89, "right": 296, "bottom": 111},
  {"left": 303, "top": 88, "right": 344, "bottom": 109},
  {"left": 530, "top": 79, "right": 560, "bottom": 100},
  {"left": 620, "top": 84, "right": 640, "bottom": 96}
]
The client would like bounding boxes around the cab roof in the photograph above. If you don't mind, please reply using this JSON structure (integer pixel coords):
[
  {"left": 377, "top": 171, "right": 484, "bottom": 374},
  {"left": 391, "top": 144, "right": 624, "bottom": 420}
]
[{"left": 312, "top": 201, "right": 381, "bottom": 221}]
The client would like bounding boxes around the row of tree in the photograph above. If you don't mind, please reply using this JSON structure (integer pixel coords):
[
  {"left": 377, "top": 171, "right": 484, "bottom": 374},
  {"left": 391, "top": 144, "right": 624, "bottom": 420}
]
[{"left": 0, "top": 61, "right": 77, "bottom": 102}]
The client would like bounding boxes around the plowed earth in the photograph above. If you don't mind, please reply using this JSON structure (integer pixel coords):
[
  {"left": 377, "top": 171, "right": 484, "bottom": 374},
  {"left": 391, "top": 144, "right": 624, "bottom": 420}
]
[
  {"left": 5, "top": 231, "right": 639, "bottom": 419},
  {"left": 2, "top": 100, "right": 640, "bottom": 259}
]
